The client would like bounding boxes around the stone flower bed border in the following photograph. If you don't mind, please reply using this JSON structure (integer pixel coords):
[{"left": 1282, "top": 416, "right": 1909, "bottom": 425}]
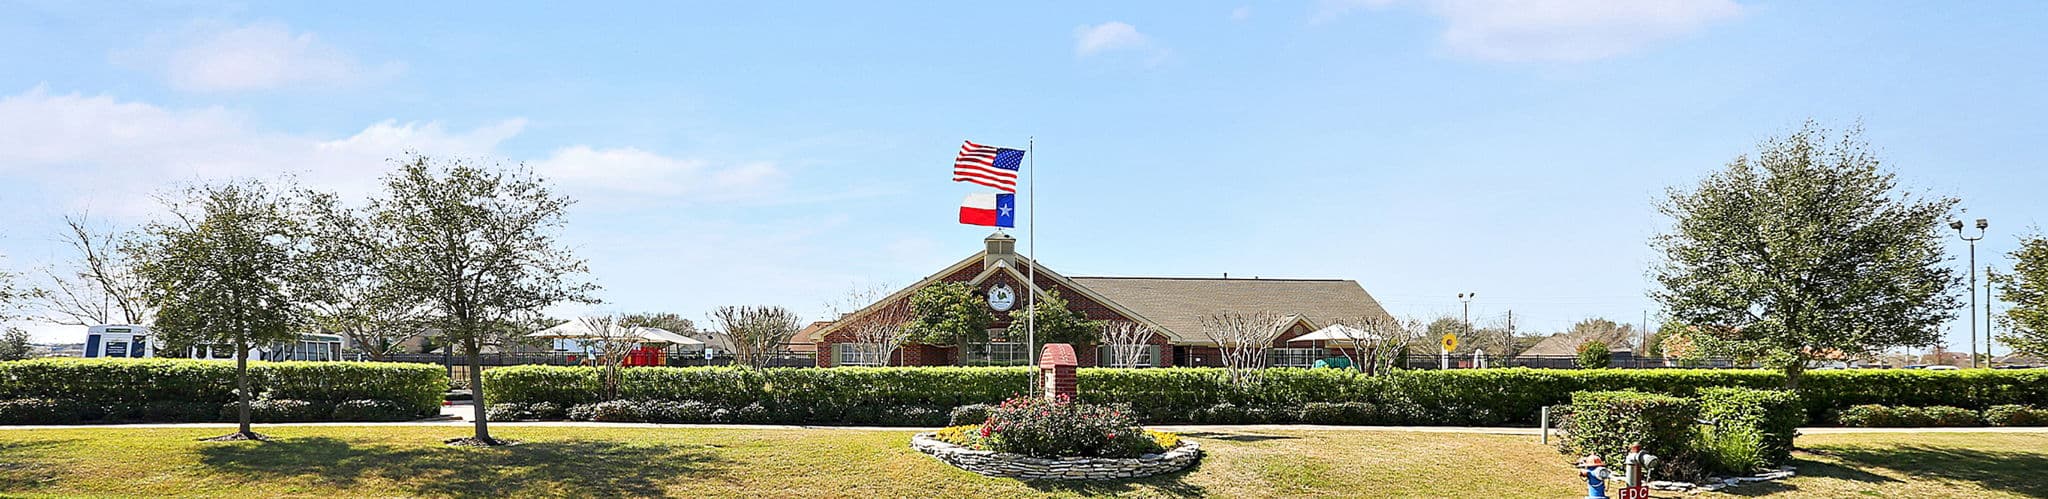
[{"left": 911, "top": 432, "right": 1201, "bottom": 480}]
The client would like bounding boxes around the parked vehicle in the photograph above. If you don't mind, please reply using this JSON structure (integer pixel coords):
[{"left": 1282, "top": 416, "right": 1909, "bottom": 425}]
[{"left": 82, "top": 325, "right": 347, "bottom": 361}]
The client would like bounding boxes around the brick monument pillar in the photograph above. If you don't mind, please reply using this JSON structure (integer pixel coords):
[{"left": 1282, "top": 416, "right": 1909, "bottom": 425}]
[{"left": 1040, "top": 343, "right": 1078, "bottom": 401}]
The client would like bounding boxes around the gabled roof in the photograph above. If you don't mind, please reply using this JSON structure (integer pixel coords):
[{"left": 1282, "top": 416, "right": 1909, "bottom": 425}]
[
  {"left": 1066, "top": 277, "right": 1390, "bottom": 344},
  {"left": 1520, "top": 333, "right": 1631, "bottom": 357},
  {"left": 803, "top": 251, "right": 1165, "bottom": 342}
]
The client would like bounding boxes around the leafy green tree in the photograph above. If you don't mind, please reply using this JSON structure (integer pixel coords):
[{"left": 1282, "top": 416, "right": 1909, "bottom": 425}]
[
  {"left": 1007, "top": 289, "right": 1103, "bottom": 346},
  {"left": 1576, "top": 340, "right": 1612, "bottom": 369},
  {"left": 297, "top": 196, "right": 426, "bottom": 361},
  {"left": 350, "top": 155, "right": 596, "bottom": 446},
  {"left": 0, "top": 328, "right": 32, "bottom": 361},
  {"left": 902, "top": 281, "right": 991, "bottom": 347},
  {"left": 128, "top": 180, "right": 309, "bottom": 441},
  {"left": 1652, "top": 122, "right": 1959, "bottom": 388},
  {"left": 1993, "top": 233, "right": 2048, "bottom": 357}
]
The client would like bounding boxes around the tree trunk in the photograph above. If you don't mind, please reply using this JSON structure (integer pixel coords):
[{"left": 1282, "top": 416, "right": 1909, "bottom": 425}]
[
  {"left": 1784, "top": 360, "right": 1806, "bottom": 390},
  {"left": 468, "top": 339, "right": 493, "bottom": 444},
  {"left": 235, "top": 337, "right": 253, "bottom": 438}
]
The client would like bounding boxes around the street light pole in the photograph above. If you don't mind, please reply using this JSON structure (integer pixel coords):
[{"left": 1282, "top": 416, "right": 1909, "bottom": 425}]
[
  {"left": 1455, "top": 292, "right": 1475, "bottom": 370},
  {"left": 1952, "top": 218, "right": 1987, "bottom": 368}
]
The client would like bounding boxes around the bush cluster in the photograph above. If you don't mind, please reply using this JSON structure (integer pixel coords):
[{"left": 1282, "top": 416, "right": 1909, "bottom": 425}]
[
  {"left": 0, "top": 358, "right": 446, "bottom": 424},
  {"left": 1984, "top": 405, "right": 2048, "bottom": 426},
  {"left": 948, "top": 403, "right": 991, "bottom": 426},
  {"left": 979, "top": 396, "right": 1161, "bottom": 458},
  {"left": 1836, "top": 404, "right": 2048, "bottom": 427},
  {"left": 1695, "top": 388, "right": 1802, "bottom": 473},
  {"left": 219, "top": 399, "right": 318, "bottom": 423},
  {"left": 481, "top": 365, "right": 2048, "bottom": 426}
]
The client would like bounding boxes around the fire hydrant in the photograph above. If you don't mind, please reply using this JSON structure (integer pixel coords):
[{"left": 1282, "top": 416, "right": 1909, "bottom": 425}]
[
  {"left": 1576, "top": 454, "right": 1611, "bottom": 498},
  {"left": 1620, "top": 444, "right": 1659, "bottom": 499}
]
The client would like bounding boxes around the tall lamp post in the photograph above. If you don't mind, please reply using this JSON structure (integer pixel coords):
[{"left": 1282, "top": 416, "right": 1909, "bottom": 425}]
[
  {"left": 1454, "top": 292, "right": 1475, "bottom": 370},
  {"left": 1952, "top": 218, "right": 1987, "bottom": 368}
]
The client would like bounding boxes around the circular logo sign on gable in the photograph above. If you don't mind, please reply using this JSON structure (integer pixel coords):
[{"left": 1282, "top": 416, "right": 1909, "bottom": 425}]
[{"left": 988, "top": 284, "right": 1017, "bottom": 311}]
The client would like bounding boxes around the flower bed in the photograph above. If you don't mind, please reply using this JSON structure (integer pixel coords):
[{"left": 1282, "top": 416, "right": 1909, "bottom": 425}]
[
  {"left": 911, "top": 430, "right": 1200, "bottom": 480},
  {"left": 911, "top": 396, "right": 1201, "bottom": 480}
]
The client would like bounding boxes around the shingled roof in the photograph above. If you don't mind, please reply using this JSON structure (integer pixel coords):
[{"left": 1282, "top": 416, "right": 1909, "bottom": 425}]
[{"left": 1067, "top": 277, "right": 1392, "bottom": 343}]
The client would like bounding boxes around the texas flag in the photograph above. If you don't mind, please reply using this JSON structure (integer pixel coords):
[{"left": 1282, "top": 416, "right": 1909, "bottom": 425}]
[{"left": 959, "top": 193, "right": 1016, "bottom": 228}]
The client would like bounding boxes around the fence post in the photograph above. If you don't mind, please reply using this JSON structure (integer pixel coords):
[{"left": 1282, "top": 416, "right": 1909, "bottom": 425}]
[{"left": 1540, "top": 405, "right": 1550, "bottom": 445}]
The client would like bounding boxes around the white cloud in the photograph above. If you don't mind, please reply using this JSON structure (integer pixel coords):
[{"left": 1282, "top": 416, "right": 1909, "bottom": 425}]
[
  {"left": 126, "top": 21, "right": 402, "bottom": 91},
  {"left": 1319, "top": 0, "right": 1744, "bottom": 62},
  {"left": 0, "top": 87, "right": 783, "bottom": 216},
  {"left": 530, "top": 146, "right": 785, "bottom": 201},
  {"left": 1074, "top": 21, "right": 1152, "bottom": 57},
  {"left": 1231, "top": 6, "right": 1254, "bottom": 21}
]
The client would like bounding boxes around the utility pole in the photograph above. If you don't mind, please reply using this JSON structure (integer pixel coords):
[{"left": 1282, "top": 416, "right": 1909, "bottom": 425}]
[{"left": 1988, "top": 266, "right": 1998, "bottom": 366}]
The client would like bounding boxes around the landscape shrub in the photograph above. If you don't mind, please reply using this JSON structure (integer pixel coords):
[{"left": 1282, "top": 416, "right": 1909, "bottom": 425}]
[
  {"left": 1299, "top": 402, "right": 1379, "bottom": 425},
  {"left": 219, "top": 399, "right": 318, "bottom": 423},
  {"left": 480, "top": 365, "right": 2048, "bottom": 426},
  {"left": 981, "top": 396, "right": 1157, "bottom": 458},
  {"left": 0, "top": 358, "right": 445, "bottom": 422},
  {"left": 487, "top": 403, "right": 530, "bottom": 422},
  {"left": 0, "top": 398, "right": 81, "bottom": 424},
  {"left": 1922, "top": 406, "right": 1984, "bottom": 427},
  {"left": 949, "top": 403, "right": 992, "bottom": 426},
  {"left": 330, "top": 399, "right": 412, "bottom": 422},
  {"left": 1695, "top": 387, "right": 1803, "bottom": 472},
  {"left": 1984, "top": 405, "right": 2048, "bottom": 426},
  {"left": 142, "top": 400, "right": 218, "bottom": 422},
  {"left": 1193, "top": 403, "right": 1247, "bottom": 424},
  {"left": 1558, "top": 391, "right": 1701, "bottom": 480}
]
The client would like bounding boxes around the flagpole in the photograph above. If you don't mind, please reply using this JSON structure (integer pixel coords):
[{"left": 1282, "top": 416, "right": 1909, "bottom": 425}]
[{"left": 1026, "top": 136, "right": 1036, "bottom": 395}]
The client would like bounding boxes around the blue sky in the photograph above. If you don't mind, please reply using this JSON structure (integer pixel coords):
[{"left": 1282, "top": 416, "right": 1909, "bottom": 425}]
[{"left": 1, "top": 1, "right": 2043, "bottom": 353}]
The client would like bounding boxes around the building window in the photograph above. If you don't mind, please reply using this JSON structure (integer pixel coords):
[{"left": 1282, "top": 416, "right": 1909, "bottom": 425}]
[
  {"left": 835, "top": 343, "right": 884, "bottom": 366},
  {"left": 962, "top": 342, "right": 1029, "bottom": 366},
  {"left": 1096, "top": 345, "right": 1160, "bottom": 368},
  {"left": 1269, "top": 348, "right": 1323, "bottom": 368}
]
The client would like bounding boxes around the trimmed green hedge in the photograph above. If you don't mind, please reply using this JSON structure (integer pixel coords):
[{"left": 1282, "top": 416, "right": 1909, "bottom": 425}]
[
  {"left": 0, "top": 358, "right": 446, "bottom": 423},
  {"left": 481, "top": 365, "right": 2048, "bottom": 426},
  {"left": 1557, "top": 391, "right": 1701, "bottom": 479}
]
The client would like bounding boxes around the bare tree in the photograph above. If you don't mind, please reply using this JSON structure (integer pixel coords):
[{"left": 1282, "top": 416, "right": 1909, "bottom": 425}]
[
  {"left": 577, "top": 315, "right": 642, "bottom": 400},
  {"left": 29, "top": 215, "right": 153, "bottom": 326},
  {"left": 1327, "top": 315, "right": 1418, "bottom": 375},
  {"left": 1563, "top": 318, "right": 1639, "bottom": 352},
  {"left": 827, "top": 285, "right": 906, "bottom": 366},
  {"left": 710, "top": 305, "right": 802, "bottom": 369},
  {"left": 1198, "top": 312, "right": 1291, "bottom": 385},
  {"left": 1100, "top": 321, "right": 1155, "bottom": 368}
]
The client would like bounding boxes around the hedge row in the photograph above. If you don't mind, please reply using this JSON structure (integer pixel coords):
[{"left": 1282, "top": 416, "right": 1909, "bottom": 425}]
[
  {"left": 484, "top": 365, "right": 2048, "bottom": 426},
  {"left": 1556, "top": 388, "right": 1805, "bottom": 480},
  {"left": 0, "top": 358, "right": 446, "bottom": 423},
  {"left": 1837, "top": 404, "right": 2048, "bottom": 427}
]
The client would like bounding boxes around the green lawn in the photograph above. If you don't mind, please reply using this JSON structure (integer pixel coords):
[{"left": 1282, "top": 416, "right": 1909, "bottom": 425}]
[{"left": 0, "top": 426, "right": 2038, "bottom": 498}]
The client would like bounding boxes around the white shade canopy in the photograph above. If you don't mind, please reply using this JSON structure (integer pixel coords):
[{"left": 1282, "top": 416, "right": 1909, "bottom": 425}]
[
  {"left": 528, "top": 322, "right": 704, "bottom": 346},
  {"left": 1287, "top": 324, "right": 1383, "bottom": 343}
]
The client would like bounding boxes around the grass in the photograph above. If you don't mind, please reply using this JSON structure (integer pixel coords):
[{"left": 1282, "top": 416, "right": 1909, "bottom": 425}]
[{"left": 0, "top": 426, "right": 2038, "bottom": 498}]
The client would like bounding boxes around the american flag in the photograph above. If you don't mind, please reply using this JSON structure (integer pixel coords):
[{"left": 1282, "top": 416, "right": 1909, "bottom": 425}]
[{"left": 952, "top": 140, "right": 1024, "bottom": 192}]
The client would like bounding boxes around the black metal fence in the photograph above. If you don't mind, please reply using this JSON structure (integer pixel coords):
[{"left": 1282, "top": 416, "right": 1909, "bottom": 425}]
[
  {"left": 380, "top": 352, "right": 818, "bottom": 369},
  {"left": 1398, "top": 353, "right": 1739, "bottom": 370}
]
